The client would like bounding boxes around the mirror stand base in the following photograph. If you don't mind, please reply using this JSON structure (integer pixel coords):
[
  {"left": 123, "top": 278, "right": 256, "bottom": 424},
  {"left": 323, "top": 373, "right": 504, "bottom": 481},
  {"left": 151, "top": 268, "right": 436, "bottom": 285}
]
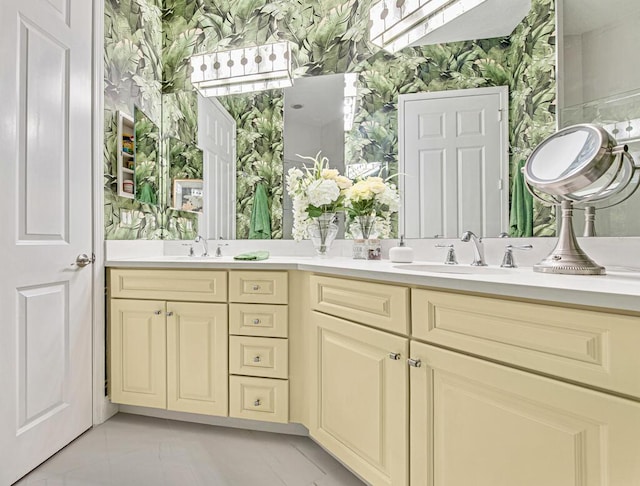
[{"left": 533, "top": 201, "right": 606, "bottom": 276}]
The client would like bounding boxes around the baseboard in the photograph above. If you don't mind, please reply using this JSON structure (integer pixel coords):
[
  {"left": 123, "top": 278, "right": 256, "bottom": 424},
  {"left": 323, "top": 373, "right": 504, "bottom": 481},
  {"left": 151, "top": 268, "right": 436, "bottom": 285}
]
[{"left": 117, "top": 405, "right": 309, "bottom": 436}]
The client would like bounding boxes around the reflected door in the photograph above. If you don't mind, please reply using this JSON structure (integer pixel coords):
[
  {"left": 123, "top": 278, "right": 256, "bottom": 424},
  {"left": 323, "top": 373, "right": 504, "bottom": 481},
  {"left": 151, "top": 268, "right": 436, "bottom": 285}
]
[
  {"left": 399, "top": 87, "right": 509, "bottom": 238},
  {"left": 0, "top": 0, "right": 94, "bottom": 483},
  {"left": 198, "top": 95, "right": 236, "bottom": 239}
]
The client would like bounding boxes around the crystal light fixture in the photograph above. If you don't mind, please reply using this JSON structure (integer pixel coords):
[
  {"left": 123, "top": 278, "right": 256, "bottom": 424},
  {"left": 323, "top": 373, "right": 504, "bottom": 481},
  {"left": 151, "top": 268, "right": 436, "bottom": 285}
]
[
  {"left": 190, "top": 42, "right": 293, "bottom": 97},
  {"left": 369, "top": 0, "right": 530, "bottom": 54}
]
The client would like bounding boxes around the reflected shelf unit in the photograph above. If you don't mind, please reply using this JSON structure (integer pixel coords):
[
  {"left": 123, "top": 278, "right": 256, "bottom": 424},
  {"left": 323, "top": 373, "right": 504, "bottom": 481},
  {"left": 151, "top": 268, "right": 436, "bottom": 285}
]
[{"left": 117, "top": 111, "right": 135, "bottom": 199}]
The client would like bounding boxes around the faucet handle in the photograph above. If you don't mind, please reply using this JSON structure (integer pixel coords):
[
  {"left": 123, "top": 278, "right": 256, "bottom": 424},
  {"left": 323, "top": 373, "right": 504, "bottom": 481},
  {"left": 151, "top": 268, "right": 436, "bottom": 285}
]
[
  {"left": 500, "top": 244, "right": 533, "bottom": 268},
  {"left": 215, "top": 243, "right": 229, "bottom": 257},
  {"left": 435, "top": 244, "right": 458, "bottom": 265}
]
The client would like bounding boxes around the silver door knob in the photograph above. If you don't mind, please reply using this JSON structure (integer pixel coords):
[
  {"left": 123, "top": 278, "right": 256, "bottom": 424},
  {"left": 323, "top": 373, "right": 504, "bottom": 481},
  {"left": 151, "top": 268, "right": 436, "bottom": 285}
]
[
  {"left": 252, "top": 285, "right": 260, "bottom": 291},
  {"left": 408, "top": 358, "right": 422, "bottom": 368},
  {"left": 254, "top": 399, "right": 261, "bottom": 407},
  {"left": 253, "top": 356, "right": 261, "bottom": 363},
  {"left": 253, "top": 318, "right": 261, "bottom": 325},
  {"left": 74, "top": 253, "right": 94, "bottom": 267},
  {"left": 389, "top": 352, "right": 401, "bottom": 360},
  {"left": 166, "top": 311, "right": 174, "bottom": 317}
]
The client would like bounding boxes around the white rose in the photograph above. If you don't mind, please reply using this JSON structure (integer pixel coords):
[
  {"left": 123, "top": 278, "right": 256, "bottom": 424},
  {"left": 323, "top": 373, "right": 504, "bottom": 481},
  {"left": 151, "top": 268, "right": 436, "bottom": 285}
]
[
  {"left": 307, "top": 179, "right": 340, "bottom": 207},
  {"left": 321, "top": 168, "right": 339, "bottom": 180},
  {"left": 335, "top": 175, "right": 352, "bottom": 190}
]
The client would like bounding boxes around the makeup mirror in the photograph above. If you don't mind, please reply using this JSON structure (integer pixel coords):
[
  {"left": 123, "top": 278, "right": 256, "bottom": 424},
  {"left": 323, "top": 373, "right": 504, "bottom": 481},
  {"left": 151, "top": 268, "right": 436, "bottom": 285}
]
[{"left": 524, "top": 124, "right": 639, "bottom": 274}]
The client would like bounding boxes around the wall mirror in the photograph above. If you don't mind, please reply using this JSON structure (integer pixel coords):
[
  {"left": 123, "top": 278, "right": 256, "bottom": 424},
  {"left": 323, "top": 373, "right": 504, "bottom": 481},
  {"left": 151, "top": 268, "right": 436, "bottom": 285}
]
[
  {"left": 162, "top": 0, "right": 640, "bottom": 240},
  {"left": 133, "top": 106, "right": 161, "bottom": 206},
  {"left": 558, "top": 0, "right": 640, "bottom": 236}
]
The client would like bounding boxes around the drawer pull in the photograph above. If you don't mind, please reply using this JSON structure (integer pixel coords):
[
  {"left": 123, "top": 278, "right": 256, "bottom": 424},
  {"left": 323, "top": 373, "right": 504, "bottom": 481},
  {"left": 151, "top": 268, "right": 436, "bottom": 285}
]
[
  {"left": 408, "top": 358, "right": 422, "bottom": 368},
  {"left": 252, "top": 284, "right": 260, "bottom": 291},
  {"left": 389, "top": 352, "right": 401, "bottom": 360},
  {"left": 166, "top": 311, "right": 174, "bottom": 317},
  {"left": 253, "top": 356, "right": 261, "bottom": 363},
  {"left": 254, "top": 399, "right": 261, "bottom": 407},
  {"left": 153, "top": 310, "right": 162, "bottom": 315},
  {"left": 253, "top": 318, "right": 261, "bottom": 325}
]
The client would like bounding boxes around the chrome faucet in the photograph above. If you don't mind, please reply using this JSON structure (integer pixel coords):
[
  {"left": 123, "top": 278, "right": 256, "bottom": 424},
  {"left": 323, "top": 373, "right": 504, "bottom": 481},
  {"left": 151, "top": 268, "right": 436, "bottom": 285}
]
[
  {"left": 461, "top": 231, "right": 487, "bottom": 266},
  {"left": 194, "top": 235, "right": 209, "bottom": 257}
]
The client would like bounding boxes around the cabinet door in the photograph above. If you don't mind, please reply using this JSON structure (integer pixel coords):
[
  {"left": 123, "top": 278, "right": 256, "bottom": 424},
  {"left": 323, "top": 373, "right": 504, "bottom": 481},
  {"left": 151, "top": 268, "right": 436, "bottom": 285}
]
[
  {"left": 110, "top": 299, "right": 166, "bottom": 408},
  {"left": 310, "top": 312, "right": 409, "bottom": 486},
  {"left": 410, "top": 340, "right": 640, "bottom": 486},
  {"left": 166, "top": 302, "right": 228, "bottom": 416}
]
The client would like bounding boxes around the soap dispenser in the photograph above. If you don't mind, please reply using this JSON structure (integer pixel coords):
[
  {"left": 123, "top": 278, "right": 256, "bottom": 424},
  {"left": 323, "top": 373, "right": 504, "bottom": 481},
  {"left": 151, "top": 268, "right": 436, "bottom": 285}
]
[{"left": 389, "top": 236, "right": 414, "bottom": 263}]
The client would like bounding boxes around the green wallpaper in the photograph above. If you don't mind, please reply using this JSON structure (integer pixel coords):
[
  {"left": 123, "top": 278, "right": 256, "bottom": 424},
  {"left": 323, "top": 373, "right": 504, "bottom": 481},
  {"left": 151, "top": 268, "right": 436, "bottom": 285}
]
[
  {"left": 104, "top": 0, "right": 198, "bottom": 240},
  {"left": 105, "top": 0, "right": 557, "bottom": 239}
]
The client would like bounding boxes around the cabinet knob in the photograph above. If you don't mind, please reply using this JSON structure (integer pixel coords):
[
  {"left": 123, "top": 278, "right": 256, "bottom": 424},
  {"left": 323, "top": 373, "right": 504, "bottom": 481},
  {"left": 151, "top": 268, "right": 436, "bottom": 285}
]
[
  {"left": 253, "top": 356, "right": 261, "bottom": 363},
  {"left": 253, "top": 318, "right": 261, "bottom": 325},
  {"left": 153, "top": 310, "right": 162, "bottom": 315},
  {"left": 254, "top": 399, "right": 261, "bottom": 407},
  {"left": 408, "top": 358, "right": 422, "bottom": 368},
  {"left": 166, "top": 311, "right": 174, "bottom": 317},
  {"left": 252, "top": 284, "right": 260, "bottom": 291},
  {"left": 389, "top": 352, "right": 401, "bottom": 360}
]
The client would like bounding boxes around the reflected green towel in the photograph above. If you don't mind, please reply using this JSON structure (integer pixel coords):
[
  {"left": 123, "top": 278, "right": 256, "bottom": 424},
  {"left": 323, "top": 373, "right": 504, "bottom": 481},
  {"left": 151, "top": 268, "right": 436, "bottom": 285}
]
[
  {"left": 509, "top": 159, "right": 533, "bottom": 237},
  {"left": 233, "top": 251, "right": 270, "bottom": 261},
  {"left": 137, "top": 182, "right": 157, "bottom": 204},
  {"left": 249, "top": 182, "right": 272, "bottom": 239}
]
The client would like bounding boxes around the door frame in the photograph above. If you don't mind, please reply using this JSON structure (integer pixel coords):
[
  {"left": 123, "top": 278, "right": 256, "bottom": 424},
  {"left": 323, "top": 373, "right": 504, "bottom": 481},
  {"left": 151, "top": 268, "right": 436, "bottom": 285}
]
[
  {"left": 397, "top": 86, "right": 510, "bottom": 238},
  {"left": 92, "top": 0, "right": 118, "bottom": 425}
]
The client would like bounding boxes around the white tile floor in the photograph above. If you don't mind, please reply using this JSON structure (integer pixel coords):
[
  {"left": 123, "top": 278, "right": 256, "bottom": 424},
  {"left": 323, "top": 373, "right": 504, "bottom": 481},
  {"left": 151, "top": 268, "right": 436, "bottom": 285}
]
[{"left": 15, "top": 413, "right": 365, "bottom": 486}]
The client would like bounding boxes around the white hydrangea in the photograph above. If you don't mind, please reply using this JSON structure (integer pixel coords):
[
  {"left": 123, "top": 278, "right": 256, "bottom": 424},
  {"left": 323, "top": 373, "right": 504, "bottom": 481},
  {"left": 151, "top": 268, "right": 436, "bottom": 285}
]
[{"left": 307, "top": 179, "right": 340, "bottom": 207}]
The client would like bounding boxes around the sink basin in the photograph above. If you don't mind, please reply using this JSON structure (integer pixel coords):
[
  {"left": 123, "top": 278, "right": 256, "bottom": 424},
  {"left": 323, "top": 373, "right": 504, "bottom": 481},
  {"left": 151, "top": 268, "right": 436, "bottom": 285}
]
[{"left": 394, "top": 264, "right": 512, "bottom": 275}]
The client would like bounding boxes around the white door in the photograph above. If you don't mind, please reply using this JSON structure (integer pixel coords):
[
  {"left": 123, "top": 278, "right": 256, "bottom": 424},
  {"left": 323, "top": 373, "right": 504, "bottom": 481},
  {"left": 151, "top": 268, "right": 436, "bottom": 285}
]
[
  {"left": 198, "top": 94, "right": 237, "bottom": 239},
  {"left": 0, "top": 0, "right": 94, "bottom": 483},
  {"left": 399, "top": 87, "right": 509, "bottom": 238}
]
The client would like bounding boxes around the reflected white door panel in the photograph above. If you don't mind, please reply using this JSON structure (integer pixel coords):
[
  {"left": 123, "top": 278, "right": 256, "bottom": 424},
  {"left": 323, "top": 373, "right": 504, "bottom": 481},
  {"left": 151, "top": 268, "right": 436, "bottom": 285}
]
[
  {"left": 0, "top": 0, "right": 93, "bottom": 483},
  {"left": 198, "top": 94, "right": 237, "bottom": 239},
  {"left": 399, "top": 87, "right": 509, "bottom": 238}
]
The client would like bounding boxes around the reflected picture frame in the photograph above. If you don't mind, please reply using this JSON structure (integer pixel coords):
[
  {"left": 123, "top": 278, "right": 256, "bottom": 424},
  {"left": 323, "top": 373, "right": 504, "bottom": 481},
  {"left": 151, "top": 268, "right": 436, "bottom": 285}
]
[{"left": 173, "top": 179, "right": 204, "bottom": 213}]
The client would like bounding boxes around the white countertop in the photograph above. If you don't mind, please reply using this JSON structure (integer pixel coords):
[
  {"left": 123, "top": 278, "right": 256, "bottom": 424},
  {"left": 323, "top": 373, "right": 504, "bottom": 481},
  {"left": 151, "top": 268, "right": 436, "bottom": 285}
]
[{"left": 105, "top": 255, "right": 640, "bottom": 313}]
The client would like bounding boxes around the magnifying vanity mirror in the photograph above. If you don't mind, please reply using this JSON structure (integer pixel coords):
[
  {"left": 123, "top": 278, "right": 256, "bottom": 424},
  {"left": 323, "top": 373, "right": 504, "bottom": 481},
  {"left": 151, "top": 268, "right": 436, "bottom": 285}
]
[{"left": 524, "top": 124, "right": 639, "bottom": 274}]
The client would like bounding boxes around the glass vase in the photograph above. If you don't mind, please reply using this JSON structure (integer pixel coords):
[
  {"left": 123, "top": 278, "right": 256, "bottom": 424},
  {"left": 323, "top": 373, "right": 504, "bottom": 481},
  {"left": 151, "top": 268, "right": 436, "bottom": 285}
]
[
  {"left": 308, "top": 213, "right": 338, "bottom": 257},
  {"left": 351, "top": 214, "right": 380, "bottom": 260}
]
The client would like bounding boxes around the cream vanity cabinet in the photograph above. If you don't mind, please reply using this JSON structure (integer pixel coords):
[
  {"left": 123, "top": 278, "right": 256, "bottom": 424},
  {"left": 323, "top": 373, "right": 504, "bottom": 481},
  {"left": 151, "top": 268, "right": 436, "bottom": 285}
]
[
  {"left": 109, "top": 269, "right": 229, "bottom": 415},
  {"left": 309, "top": 276, "right": 410, "bottom": 486},
  {"left": 228, "top": 271, "right": 290, "bottom": 424},
  {"left": 410, "top": 289, "right": 640, "bottom": 486}
]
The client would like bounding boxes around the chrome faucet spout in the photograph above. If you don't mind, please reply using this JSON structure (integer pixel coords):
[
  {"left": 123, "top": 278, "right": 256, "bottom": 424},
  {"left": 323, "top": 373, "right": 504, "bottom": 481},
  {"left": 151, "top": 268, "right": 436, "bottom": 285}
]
[
  {"left": 461, "top": 231, "right": 487, "bottom": 266},
  {"left": 194, "top": 235, "right": 209, "bottom": 257}
]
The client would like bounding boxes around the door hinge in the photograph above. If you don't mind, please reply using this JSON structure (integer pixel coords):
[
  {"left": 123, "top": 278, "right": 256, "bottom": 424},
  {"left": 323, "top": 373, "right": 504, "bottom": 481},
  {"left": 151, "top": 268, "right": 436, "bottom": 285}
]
[
  {"left": 498, "top": 179, "right": 503, "bottom": 190},
  {"left": 498, "top": 109, "right": 503, "bottom": 122}
]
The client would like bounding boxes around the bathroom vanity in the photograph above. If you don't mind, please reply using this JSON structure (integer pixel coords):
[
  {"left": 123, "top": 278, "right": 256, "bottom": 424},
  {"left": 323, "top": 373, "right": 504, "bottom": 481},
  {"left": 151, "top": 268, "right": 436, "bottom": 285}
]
[{"left": 106, "top": 257, "right": 640, "bottom": 486}]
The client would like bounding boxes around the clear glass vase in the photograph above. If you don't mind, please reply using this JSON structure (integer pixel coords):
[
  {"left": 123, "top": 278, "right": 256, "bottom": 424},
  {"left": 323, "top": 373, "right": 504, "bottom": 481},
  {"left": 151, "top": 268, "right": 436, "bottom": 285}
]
[
  {"left": 351, "top": 214, "right": 380, "bottom": 260},
  {"left": 308, "top": 213, "right": 338, "bottom": 257}
]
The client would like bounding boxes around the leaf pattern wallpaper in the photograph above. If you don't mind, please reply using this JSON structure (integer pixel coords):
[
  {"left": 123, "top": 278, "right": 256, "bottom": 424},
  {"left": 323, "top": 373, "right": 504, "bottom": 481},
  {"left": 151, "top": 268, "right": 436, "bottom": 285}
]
[
  {"left": 105, "top": 0, "right": 557, "bottom": 239},
  {"left": 105, "top": 0, "right": 198, "bottom": 240}
]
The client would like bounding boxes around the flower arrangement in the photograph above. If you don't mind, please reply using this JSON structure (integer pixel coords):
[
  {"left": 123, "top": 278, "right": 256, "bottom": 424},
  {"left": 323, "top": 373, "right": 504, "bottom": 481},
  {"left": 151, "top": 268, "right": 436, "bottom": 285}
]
[
  {"left": 286, "top": 152, "right": 352, "bottom": 241},
  {"left": 345, "top": 176, "right": 400, "bottom": 239}
]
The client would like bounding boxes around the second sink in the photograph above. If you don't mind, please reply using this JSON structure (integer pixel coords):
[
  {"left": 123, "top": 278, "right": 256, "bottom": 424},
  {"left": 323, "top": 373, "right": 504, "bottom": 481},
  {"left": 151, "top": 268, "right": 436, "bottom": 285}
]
[{"left": 394, "top": 264, "right": 512, "bottom": 275}]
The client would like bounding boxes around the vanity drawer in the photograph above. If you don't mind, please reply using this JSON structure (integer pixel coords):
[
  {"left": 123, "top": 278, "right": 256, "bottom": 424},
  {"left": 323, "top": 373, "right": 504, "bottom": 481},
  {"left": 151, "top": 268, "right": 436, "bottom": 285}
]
[
  {"left": 229, "top": 336, "right": 288, "bottom": 379},
  {"left": 229, "top": 376, "right": 289, "bottom": 423},
  {"left": 412, "top": 288, "right": 640, "bottom": 398},
  {"left": 310, "top": 275, "right": 409, "bottom": 334},
  {"left": 228, "top": 271, "right": 288, "bottom": 304},
  {"left": 229, "top": 304, "right": 288, "bottom": 337},
  {"left": 109, "top": 269, "right": 227, "bottom": 302}
]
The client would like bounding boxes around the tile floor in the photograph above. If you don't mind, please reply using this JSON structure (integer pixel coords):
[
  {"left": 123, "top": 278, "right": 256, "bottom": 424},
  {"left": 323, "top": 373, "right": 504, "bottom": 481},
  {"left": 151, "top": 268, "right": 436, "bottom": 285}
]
[{"left": 15, "top": 413, "right": 365, "bottom": 486}]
